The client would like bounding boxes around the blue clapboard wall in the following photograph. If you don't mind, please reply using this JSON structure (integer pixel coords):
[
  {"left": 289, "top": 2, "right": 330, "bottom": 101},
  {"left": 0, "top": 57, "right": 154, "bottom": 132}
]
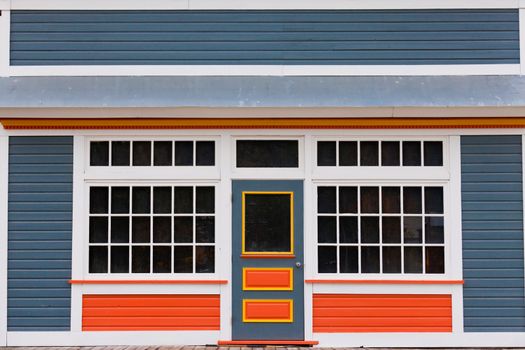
[
  {"left": 10, "top": 9, "right": 520, "bottom": 65},
  {"left": 7, "top": 136, "right": 73, "bottom": 331},
  {"left": 461, "top": 135, "right": 525, "bottom": 332}
]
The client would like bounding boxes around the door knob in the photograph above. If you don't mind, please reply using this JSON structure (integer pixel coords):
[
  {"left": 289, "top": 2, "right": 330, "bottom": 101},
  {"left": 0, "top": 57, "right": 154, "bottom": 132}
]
[{"left": 295, "top": 261, "right": 303, "bottom": 268}]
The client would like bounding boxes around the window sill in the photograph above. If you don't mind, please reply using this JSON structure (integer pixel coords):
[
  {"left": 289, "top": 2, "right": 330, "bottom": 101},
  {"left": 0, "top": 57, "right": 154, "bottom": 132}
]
[
  {"left": 304, "top": 279, "right": 463, "bottom": 285},
  {"left": 69, "top": 279, "right": 228, "bottom": 285}
]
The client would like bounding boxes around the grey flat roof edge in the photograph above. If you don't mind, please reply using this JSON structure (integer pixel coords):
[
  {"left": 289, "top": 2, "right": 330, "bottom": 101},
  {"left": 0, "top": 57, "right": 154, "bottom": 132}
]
[{"left": 1, "top": 75, "right": 525, "bottom": 108}]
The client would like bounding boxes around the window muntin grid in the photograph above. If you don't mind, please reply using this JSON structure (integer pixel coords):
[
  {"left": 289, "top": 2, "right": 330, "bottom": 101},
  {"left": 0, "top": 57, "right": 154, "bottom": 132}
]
[
  {"left": 316, "top": 140, "right": 443, "bottom": 167},
  {"left": 316, "top": 185, "right": 445, "bottom": 274},
  {"left": 90, "top": 140, "right": 216, "bottom": 167},
  {"left": 88, "top": 185, "right": 216, "bottom": 274}
]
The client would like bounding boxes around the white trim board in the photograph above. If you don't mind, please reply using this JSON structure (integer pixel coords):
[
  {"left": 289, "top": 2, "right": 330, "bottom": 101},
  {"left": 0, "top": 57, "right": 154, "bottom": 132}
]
[
  {"left": 2, "top": 0, "right": 519, "bottom": 10},
  {"left": 6, "top": 64, "right": 520, "bottom": 77},
  {"left": 0, "top": 10, "right": 9, "bottom": 78}
]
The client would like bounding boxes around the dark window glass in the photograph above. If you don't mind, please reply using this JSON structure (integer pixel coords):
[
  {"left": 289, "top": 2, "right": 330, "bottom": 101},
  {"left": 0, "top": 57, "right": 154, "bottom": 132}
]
[
  {"left": 173, "top": 216, "right": 193, "bottom": 243},
  {"left": 426, "top": 247, "right": 445, "bottom": 273},
  {"left": 383, "top": 246, "right": 401, "bottom": 273},
  {"left": 154, "top": 141, "right": 173, "bottom": 166},
  {"left": 381, "top": 141, "right": 400, "bottom": 166},
  {"left": 153, "top": 246, "right": 172, "bottom": 273},
  {"left": 361, "top": 187, "right": 379, "bottom": 213},
  {"left": 425, "top": 217, "right": 444, "bottom": 244},
  {"left": 361, "top": 246, "right": 380, "bottom": 273},
  {"left": 90, "top": 141, "right": 109, "bottom": 166},
  {"left": 361, "top": 216, "right": 379, "bottom": 243},
  {"left": 110, "top": 246, "right": 129, "bottom": 273},
  {"left": 196, "top": 187, "right": 214, "bottom": 214},
  {"left": 340, "top": 216, "right": 358, "bottom": 243},
  {"left": 89, "top": 246, "right": 108, "bottom": 273},
  {"left": 175, "top": 141, "right": 194, "bottom": 166},
  {"left": 404, "top": 247, "right": 422, "bottom": 273},
  {"left": 89, "top": 217, "right": 108, "bottom": 243},
  {"left": 132, "top": 187, "right": 151, "bottom": 214},
  {"left": 111, "top": 141, "right": 130, "bottom": 166},
  {"left": 340, "top": 246, "right": 358, "bottom": 273},
  {"left": 90, "top": 187, "right": 108, "bottom": 214},
  {"left": 317, "top": 141, "right": 336, "bottom": 166},
  {"left": 111, "top": 187, "right": 129, "bottom": 214},
  {"left": 132, "top": 216, "right": 150, "bottom": 243},
  {"left": 153, "top": 187, "right": 172, "bottom": 214},
  {"left": 339, "top": 187, "right": 357, "bottom": 213},
  {"left": 318, "top": 216, "right": 336, "bottom": 243},
  {"left": 318, "top": 187, "right": 336, "bottom": 213},
  {"left": 196, "top": 216, "right": 215, "bottom": 243},
  {"left": 236, "top": 140, "right": 299, "bottom": 168},
  {"left": 360, "top": 141, "right": 379, "bottom": 166},
  {"left": 425, "top": 187, "right": 444, "bottom": 214},
  {"left": 402, "top": 141, "right": 421, "bottom": 166},
  {"left": 173, "top": 246, "right": 193, "bottom": 273},
  {"left": 382, "top": 187, "right": 400, "bottom": 213},
  {"left": 424, "top": 141, "right": 443, "bottom": 166},
  {"left": 382, "top": 216, "right": 401, "bottom": 243},
  {"left": 111, "top": 217, "right": 129, "bottom": 243},
  {"left": 196, "top": 246, "right": 215, "bottom": 273},
  {"left": 318, "top": 246, "right": 337, "bottom": 273},
  {"left": 244, "top": 193, "right": 291, "bottom": 253},
  {"left": 153, "top": 217, "right": 171, "bottom": 243},
  {"left": 404, "top": 216, "right": 422, "bottom": 243},
  {"left": 174, "top": 187, "right": 193, "bottom": 214},
  {"left": 133, "top": 141, "right": 151, "bottom": 166},
  {"left": 339, "top": 141, "right": 358, "bottom": 166},
  {"left": 403, "top": 187, "right": 422, "bottom": 214},
  {"left": 196, "top": 141, "right": 215, "bottom": 166},
  {"left": 132, "top": 246, "right": 150, "bottom": 273}
]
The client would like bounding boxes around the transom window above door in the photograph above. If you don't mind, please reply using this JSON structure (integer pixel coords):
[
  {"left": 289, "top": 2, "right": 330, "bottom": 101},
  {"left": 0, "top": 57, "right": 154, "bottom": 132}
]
[
  {"left": 236, "top": 140, "right": 299, "bottom": 168},
  {"left": 90, "top": 140, "right": 215, "bottom": 167},
  {"left": 317, "top": 140, "right": 443, "bottom": 167},
  {"left": 316, "top": 185, "right": 445, "bottom": 275}
]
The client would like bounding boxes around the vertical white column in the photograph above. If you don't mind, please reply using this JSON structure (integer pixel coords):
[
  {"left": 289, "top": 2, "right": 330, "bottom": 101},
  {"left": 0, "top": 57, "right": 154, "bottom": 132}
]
[
  {"left": 0, "top": 9, "right": 9, "bottom": 77},
  {"left": 519, "top": 7, "right": 525, "bottom": 75},
  {"left": 303, "top": 134, "right": 314, "bottom": 341},
  {"left": 449, "top": 135, "right": 464, "bottom": 334},
  {"left": 70, "top": 136, "right": 85, "bottom": 332},
  {"left": 0, "top": 131, "right": 9, "bottom": 346},
  {"left": 218, "top": 132, "right": 232, "bottom": 341}
]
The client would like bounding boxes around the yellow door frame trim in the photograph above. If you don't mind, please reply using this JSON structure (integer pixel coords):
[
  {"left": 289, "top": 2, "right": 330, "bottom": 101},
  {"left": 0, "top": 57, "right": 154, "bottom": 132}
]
[
  {"left": 242, "top": 267, "right": 294, "bottom": 291},
  {"left": 241, "top": 191, "right": 294, "bottom": 255},
  {"left": 242, "top": 299, "right": 294, "bottom": 323}
]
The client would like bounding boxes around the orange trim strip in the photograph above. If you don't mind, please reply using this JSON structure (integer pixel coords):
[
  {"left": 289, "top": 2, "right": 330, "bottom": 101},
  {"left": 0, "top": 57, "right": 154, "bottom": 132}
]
[
  {"left": 218, "top": 340, "right": 319, "bottom": 345},
  {"left": 70, "top": 279, "right": 228, "bottom": 285},
  {"left": 305, "top": 279, "right": 464, "bottom": 285},
  {"left": 241, "top": 254, "right": 296, "bottom": 259},
  {"left": 3, "top": 117, "right": 525, "bottom": 129}
]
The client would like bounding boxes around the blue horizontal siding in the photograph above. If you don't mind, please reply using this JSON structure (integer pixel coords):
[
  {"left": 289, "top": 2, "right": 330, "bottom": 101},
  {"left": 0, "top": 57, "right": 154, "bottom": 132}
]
[
  {"left": 7, "top": 136, "right": 73, "bottom": 331},
  {"left": 10, "top": 9, "right": 519, "bottom": 65},
  {"left": 461, "top": 135, "right": 525, "bottom": 332}
]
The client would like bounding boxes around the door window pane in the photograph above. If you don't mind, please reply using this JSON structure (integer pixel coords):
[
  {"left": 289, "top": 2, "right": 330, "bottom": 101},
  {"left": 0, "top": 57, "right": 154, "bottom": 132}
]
[
  {"left": 237, "top": 140, "right": 299, "bottom": 168},
  {"left": 244, "top": 193, "right": 292, "bottom": 253}
]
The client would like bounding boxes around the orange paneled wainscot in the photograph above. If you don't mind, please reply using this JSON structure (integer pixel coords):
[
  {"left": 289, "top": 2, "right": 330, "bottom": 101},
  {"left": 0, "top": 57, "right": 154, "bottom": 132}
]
[
  {"left": 82, "top": 294, "right": 220, "bottom": 331},
  {"left": 313, "top": 294, "right": 452, "bottom": 333}
]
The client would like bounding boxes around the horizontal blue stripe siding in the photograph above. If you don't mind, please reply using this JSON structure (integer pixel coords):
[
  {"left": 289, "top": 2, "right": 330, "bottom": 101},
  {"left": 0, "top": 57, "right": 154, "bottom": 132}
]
[
  {"left": 7, "top": 136, "right": 73, "bottom": 331},
  {"left": 10, "top": 9, "right": 519, "bottom": 65},
  {"left": 461, "top": 135, "right": 525, "bottom": 332}
]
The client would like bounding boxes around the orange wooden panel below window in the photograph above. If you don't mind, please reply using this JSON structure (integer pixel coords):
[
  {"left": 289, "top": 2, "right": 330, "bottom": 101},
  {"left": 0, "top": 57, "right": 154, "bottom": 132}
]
[
  {"left": 82, "top": 294, "right": 220, "bottom": 331},
  {"left": 243, "top": 268, "right": 293, "bottom": 290},
  {"left": 313, "top": 294, "right": 452, "bottom": 333},
  {"left": 243, "top": 299, "right": 293, "bottom": 323}
]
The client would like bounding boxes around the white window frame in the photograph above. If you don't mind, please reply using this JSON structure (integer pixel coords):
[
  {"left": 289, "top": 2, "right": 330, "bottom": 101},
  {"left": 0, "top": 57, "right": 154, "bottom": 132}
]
[{"left": 85, "top": 136, "right": 221, "bottom": 181}]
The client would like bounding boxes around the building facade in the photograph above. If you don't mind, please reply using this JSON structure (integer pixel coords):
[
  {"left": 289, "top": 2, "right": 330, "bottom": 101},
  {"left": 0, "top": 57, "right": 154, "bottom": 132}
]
[{"left": 0, "top": 0, "right": 525, "bottom": 347}]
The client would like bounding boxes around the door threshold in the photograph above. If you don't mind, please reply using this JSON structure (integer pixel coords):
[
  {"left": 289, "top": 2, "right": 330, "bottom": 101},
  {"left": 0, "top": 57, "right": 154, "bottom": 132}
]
[{"left": 218, "top": 340, "right": 319, "bottom": 346}]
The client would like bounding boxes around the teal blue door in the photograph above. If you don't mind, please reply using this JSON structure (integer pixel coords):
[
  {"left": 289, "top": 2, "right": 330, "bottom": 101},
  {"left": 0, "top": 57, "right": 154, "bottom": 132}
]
[{"left": 232, "top": 180, "right": 304, "bottom": 340}]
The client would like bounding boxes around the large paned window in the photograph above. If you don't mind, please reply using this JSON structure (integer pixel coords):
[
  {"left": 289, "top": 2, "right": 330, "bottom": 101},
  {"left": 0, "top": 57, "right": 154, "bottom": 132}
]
[
  {"left": 317, "top": 185, "right": 445, "bottom": 274},
  {"left": 88, "top": 185, "right": 216, "bottom": 274}
]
